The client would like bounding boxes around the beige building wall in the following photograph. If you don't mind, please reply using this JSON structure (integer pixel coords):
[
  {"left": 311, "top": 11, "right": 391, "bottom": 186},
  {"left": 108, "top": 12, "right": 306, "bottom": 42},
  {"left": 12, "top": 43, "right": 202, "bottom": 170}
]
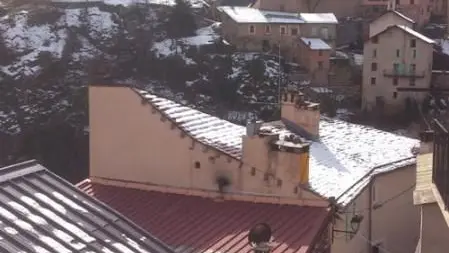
[
  {"left": 332, "top": 165, "right": 419, "bottom": 253},
  {"left": 362, "top": 28, "right": 433, "bottom": 115},
  {"left": 89, "top": 85, "right": 326, "bottom": 206},
  {"left": 369, "top": 12, "right": 414, "bottom": 38}
]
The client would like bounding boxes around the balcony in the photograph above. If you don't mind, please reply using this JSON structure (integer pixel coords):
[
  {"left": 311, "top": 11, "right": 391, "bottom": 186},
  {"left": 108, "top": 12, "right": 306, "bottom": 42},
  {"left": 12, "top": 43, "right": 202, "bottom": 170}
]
[
  {"left": 383, "top": 69, "right": 426, "bottom": 78},
  {"left": 432, "top": 120, "right": 449, "bottom": 210}
]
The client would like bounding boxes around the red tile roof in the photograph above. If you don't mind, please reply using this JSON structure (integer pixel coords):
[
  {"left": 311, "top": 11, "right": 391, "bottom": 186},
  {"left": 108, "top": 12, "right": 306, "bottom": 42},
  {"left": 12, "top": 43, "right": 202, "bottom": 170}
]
[{"left": 78, "top": 179, "right": 330, "bottom": 253}]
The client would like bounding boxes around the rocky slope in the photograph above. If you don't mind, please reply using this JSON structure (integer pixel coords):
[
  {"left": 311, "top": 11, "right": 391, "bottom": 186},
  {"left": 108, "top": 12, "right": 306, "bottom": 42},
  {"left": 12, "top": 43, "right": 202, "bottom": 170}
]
[{"left": 0, "top": 0, "right": 285, "bottom": 137}]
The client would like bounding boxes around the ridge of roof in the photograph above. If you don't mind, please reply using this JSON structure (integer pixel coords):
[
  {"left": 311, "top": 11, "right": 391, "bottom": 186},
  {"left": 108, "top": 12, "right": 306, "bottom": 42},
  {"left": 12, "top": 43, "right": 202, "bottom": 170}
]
[
  {"left": 375, "top": 10, "right": 415, "bottom": 24},
  {"left": 367, "top": 24, "right": 435, "bottom": 44},
  {"left": 0, "top": 161, "right": 176, "bottom": 253}
]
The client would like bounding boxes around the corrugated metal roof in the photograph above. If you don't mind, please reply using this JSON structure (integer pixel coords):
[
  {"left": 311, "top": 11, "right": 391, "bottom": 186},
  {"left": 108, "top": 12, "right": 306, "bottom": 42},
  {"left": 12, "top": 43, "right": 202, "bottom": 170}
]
[
  {"left": 0, "top": 160, "right": 176, "bottom": 253},
  {"left": 78, "top": 179, "right": 330, "bottom": 253}
]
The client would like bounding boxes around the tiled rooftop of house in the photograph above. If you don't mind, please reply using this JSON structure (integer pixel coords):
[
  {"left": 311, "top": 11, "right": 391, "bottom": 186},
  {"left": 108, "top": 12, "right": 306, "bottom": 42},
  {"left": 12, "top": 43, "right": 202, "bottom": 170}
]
[
  {"left": 217, "top": 6, "right": 338, "bottom": 24},
  {"left": 134, "top": 88, "right": 418, "bottom": 205},
  {"left": 0, "top": 160, "right": 175, "bottom": 253},
  {"left": 78, "top": 179, "right": 330, "bottom": 253},
  {"left": 300, "top": 38, "right": 331, "bottom": 50}
]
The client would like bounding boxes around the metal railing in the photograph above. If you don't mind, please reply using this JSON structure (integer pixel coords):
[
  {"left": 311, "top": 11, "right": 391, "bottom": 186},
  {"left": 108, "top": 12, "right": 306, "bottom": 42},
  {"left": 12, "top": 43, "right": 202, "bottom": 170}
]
[
  {"left": 383, "top": 69, "right": 426, "bottom": 78},
  {"left": 432, "top": 119, "right": 449, "bottom": 210}
]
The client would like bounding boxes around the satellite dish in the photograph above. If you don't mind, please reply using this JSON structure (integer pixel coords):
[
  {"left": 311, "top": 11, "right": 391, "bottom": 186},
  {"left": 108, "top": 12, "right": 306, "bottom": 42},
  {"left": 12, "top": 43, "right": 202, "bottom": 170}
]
[{"left": 248, "top": 223, "right": 272, "bottom": 245}]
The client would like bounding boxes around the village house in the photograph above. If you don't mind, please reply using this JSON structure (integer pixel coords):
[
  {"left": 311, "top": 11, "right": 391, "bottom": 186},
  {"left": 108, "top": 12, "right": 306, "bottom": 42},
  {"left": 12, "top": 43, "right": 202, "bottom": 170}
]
[
  {"left": 0, "top": 160, "right": 177, "bottom": 253},
  {"left": 362, "top": 11, "right": 435, "bottom": 115},
  {"left": 413, "top": 123, "right": 449, "bottom": 253},
  {"left": 82, "top": 84, "right": 420, "bottom": 253},
  {"left": 217, "top": 6, "right": 337, "bottom": 84}
]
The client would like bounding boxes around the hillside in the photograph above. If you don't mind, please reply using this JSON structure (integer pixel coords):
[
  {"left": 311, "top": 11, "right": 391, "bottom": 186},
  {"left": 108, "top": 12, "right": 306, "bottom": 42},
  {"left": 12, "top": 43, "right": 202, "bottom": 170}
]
[{"left": 0, "top": 0, "right": 286, "bottom": 176}]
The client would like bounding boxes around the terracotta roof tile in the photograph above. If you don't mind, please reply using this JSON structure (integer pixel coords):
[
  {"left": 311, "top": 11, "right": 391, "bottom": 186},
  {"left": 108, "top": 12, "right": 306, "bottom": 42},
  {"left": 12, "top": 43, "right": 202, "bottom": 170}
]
[{"left": 78, "top": 180, "right": 330, "bottom": 253}]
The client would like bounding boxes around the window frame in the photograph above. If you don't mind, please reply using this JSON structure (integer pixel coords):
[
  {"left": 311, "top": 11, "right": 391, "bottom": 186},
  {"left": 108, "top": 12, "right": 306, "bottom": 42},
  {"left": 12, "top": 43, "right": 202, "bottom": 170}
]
[
  {"left": 249, "top": 25, "right": 256, "bottom": 34},
  {"left": 280, "top": 25, "right": 287, "bottom": 35}
]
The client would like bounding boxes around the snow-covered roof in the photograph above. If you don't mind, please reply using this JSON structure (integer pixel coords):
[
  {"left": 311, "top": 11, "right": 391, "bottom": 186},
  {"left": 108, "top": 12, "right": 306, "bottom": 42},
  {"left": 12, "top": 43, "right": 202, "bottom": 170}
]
[
  {"left": 299, "top": 13, "right": 338, "bottom": 24},
  {"left": 395, "top": 25, "right": 435, "bottom": 44},
  {"left": 301, "top": 38, "right": 331, "bottom": 50},
  {"left": 217, "top": 6, "right": 337, "bottom": 24},
  {"left": 134, "top": 88, "right": 418, "bottom": 206},
  {"left": 391, "top": 10, "right": 415, "bottom": 23}
]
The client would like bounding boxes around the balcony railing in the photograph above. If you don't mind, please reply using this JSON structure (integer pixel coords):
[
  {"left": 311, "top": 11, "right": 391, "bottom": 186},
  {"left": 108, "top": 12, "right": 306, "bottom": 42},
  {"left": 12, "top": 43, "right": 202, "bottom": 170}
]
[
  {"left": 432, "top": 119, "right": 449, "bottom": 210},
  {"left": 383, "top": 69, "right": 426, "bottom": 78}
]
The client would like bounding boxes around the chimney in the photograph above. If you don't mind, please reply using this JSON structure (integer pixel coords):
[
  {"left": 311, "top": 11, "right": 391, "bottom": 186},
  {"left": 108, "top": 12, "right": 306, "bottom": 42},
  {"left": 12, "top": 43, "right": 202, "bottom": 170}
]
[
  {"left": 281, "top": 90, "right": 320, "bottom": 138},
  {"left": 419, "top": 130, "right": 434, "bottom": 154},
  {"left": 242, "top": 121, "right": 279, "bottom": 172}
]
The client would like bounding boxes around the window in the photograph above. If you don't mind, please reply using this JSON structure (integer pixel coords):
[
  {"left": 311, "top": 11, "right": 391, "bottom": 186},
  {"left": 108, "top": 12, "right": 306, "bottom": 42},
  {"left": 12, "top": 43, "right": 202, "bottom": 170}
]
[
  {"left": 311, "top": 27, "right": 318, "bottom": 36},
  {"left": 373, "top": 49, "right": 377, "bottom": 58},
  {"left": 320, "top": 27, "right": 329, "bottom": 40},
  {"left": 371, "top": 62, "right": 378, "bottom": 71},
  {"left": 393, "top": 78, "right": 398, "bottom": 86},
  {"left": 249, "top": 25, "right": 255, "bottom": 34},
  {"left": 393, "top": 63, "right": 400, "bottom": 72},
  {"left": 277, "top": 179, "right": 282, "bottom": 187},
  {"left": 194, "top": 161, "right": 201, "bottom": 169},
  {"left": 265, "top": 25, "right": 271, "bottom": 34},
  {"left": 372, "top": 184, "right": 377, "bottom": 202},
  {"left": 412, "top": 49, "right": 416, "bottom": 58},
  {"left": 371, "top": 77, "right": 376, "bottom": 85},
  {"left": 291, "top": 27, "right": 299, "bottom": 36},
  {"left": 372, "top": 243, "right": 382, "bottom": 253},
  {"left": 250, "top": 167, "right": 256, "bottom": 176},
  {"left": 371, "top": 36, "right": 378, "bottom": 44},
  {"left": 280, "top": 26, "right": 286, "bottom": 35},
  {"left": 293, "top": 186, "right": 299, "bottom": 194},
  {"left": 396, "top": 0, "right": 400, "bottom": 4},
  {"left": 396, "top": 49, "right": 400, "bottom": 57},
  {"left": 318, "top": 50, "right": 323, "bottom": 56},
  {"left": 280, "top": 4, "right": 285, "bottom": 11},
  {"left": 410, "top": 0, "right": 414, "bottom": 4},
  {"left": 410, "top": 39, "right": 416, "bottom": 48},
  {"left": 410, "top": 78, "right": 416, "bottom": 86},
  {"left": 410, "top": 63, "right": 416, "bottom": 73},
  {"left": 393, "top": 92, "right": 398, "bottom": 99},
  {"left": 318, "top": 61, "right": 323, "bottom": 69}
]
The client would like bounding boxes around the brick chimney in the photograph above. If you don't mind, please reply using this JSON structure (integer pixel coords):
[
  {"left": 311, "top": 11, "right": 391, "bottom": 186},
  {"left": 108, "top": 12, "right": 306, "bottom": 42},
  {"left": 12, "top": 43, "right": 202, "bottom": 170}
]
[{"left": 280, "top": 91, "right": 320, "bottom": 138}]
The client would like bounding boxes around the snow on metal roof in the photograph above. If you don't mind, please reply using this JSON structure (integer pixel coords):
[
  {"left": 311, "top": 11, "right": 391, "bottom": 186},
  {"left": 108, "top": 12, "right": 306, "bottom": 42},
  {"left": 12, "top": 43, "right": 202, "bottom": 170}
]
[
  {"left": 0, "top": 161, "right": 176, "bottom": 253},
  {"left": 301, "top": 37, "right": 331, "bottom": 50},
  {"left": 134, "top": 88, "right": 418, "bottom": 206},
  {"left": 217, "top": 6, "right": 337, "bottom": 24},
  {"left": 299, "top": 13, "right": 338, "bottom": 24},
  {"left": 392, "top": 10, "right": 415, "bottom": 24},
  {"left": 395, "top": 25, "right": 435, "bottom": 44}
]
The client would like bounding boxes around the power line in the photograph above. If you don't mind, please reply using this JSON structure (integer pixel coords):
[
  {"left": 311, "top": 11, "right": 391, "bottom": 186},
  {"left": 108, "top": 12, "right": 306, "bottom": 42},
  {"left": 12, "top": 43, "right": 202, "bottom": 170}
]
[{"left": 342, "top": 183, "right": 415, "bottom": 214}]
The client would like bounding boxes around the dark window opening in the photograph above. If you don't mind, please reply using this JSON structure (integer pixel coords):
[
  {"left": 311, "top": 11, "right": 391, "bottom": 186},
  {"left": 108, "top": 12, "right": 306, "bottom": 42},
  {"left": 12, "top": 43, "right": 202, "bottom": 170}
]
[
  {"left": 291, "top": 28, "right": 298, "bottom": 35},
  {"left": 411, "top": 39, "right": 416, "bottom": 48},
  {"left": 396, "top": 49, "right": 400, "bottom": 57},
  {"left": 393, "top": 92, "right": 398, "bottom": 99},
  {"left": 277, "top": 179, "right": 282, "bottom": 187},
  {"left": 250, "top": 167, "right": 256, "bottom": 176},
  {"left": 372, "top": 36, "right": 379, "bottom": 44},
  {"left": 371, "top": 77, "right": 376, "bottom": 85},
  {"left": 194, "top": 161, "right": 201, "bottom": 169},
  {"left": 393, "top": 78, "right": 398, "bottom": 86},
  {"left": 371, "top": 62, "right": 377, "bottom": 71}
]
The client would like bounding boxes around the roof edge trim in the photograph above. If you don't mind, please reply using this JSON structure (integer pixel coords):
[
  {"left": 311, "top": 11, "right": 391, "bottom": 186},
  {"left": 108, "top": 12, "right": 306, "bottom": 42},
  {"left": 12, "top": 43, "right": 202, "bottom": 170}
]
[{"left": 0, "top": 160, "right": 44, "bottom": 183}]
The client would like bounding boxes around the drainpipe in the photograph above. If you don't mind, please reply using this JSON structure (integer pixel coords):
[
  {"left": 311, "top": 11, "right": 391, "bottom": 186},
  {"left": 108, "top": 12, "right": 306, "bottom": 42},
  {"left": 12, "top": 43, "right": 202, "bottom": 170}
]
[{"left": 368, "top": 180, "right": 373, "bottom": 253}]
